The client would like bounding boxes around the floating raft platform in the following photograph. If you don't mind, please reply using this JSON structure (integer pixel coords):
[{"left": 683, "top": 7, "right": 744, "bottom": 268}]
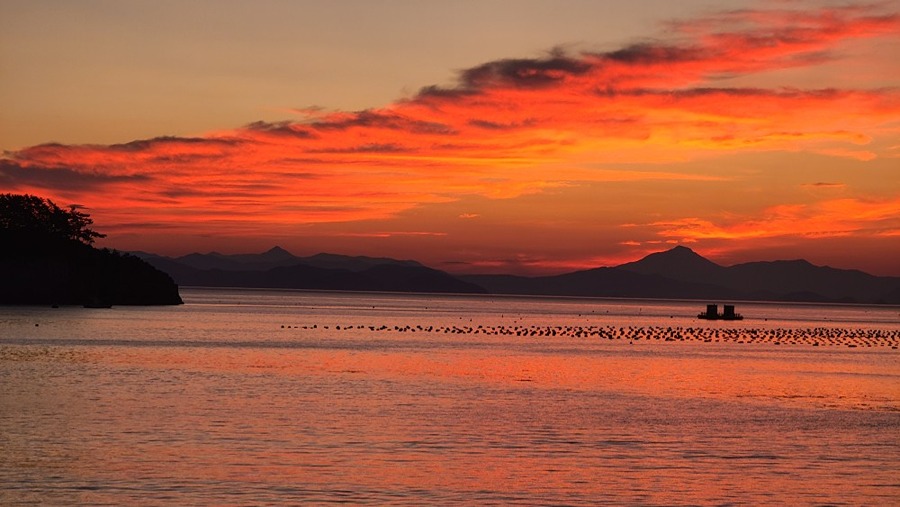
[{"left": 698, "top": 304, "right": 743, "bottom": 320}]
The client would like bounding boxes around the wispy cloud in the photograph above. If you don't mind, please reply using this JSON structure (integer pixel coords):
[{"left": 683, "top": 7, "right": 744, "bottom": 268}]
[
  {"left": 334, "top": 231, "right": 448, "bottom": 239},
  {"left": 649, "top": 197, "right": 900, "bottom": 241},
  {"left": 802, "top": 182, "right": 846, "bottom": 189}
]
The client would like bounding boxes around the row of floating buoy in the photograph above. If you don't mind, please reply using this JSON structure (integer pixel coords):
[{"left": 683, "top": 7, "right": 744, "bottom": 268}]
[{"left": 280, "top": 323, "right": 900, "bottom": 349}]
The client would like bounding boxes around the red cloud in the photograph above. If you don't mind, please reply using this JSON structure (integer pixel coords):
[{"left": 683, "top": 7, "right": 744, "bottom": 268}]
[{"left": 649, "top": 197, "right": 900, "bottom": 241}]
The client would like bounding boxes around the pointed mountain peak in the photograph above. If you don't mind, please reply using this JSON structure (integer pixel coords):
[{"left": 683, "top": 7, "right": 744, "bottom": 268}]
[
  {"left": 646, "top": 245, "right": 697, "bottom": 256},
  {"left": 264, "top": 246, "right": 293, "bottom": 256},
  {"left": 628, "top": 245, "right": 714, "bottom": 263},
  {"left": 653, "top": 245, "right": 711, "bottom": 261},
  {"left": 617, "top": 245, "right": 723, "bottom": 281},
  {"left": 253, "top": 246, "right": 296, "bottom": 262}
]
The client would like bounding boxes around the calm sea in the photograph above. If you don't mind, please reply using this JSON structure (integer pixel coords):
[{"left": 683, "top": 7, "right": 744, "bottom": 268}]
[{"left": 2, "top": 288, "right": 899, "bottom": 505}]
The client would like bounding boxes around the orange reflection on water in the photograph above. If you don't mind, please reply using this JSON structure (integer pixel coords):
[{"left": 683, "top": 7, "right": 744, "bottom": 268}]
[
  {"left": 4, "top": 335, "right": 899, "bottom": 505},
  {"left": 91, "top": 335, "right": 899, "bottom": 413}
]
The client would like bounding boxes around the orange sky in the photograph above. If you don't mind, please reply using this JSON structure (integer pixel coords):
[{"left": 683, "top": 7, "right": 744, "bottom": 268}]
[{"left": 2, "top": 1, "right": 899, "bottom": 275}]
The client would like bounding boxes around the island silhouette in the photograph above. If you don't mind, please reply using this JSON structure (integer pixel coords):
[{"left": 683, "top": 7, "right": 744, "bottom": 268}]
[{"left": 1, "top": 194, "right": 182, "bottom": 306}]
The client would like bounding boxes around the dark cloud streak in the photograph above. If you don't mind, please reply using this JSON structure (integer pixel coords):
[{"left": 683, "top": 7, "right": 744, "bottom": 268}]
[{"left": 0, "top": 160, "right": 152, "bottom": 191}]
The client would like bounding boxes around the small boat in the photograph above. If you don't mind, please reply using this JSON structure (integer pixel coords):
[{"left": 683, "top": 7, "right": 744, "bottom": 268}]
[{"left": 698, "top": 304, "right": 743, "bottom": 320}]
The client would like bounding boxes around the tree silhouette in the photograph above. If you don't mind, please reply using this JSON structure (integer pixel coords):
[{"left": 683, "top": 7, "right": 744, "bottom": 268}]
[
  {"left": 1, "top": 193, "right": 181, "bottom": 305},
  {"left": 1, "top": 193, "right": 105, "bottom": 245}
]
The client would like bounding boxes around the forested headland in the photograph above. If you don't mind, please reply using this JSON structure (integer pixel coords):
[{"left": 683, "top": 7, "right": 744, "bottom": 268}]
[{"left": 0, "top": 193, "right": 182, "bottom": 306}]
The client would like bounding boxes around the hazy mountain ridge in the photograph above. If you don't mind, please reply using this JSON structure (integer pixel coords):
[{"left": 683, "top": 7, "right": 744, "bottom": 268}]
[
  {"left": 134, "top": 248, "right": 482, "bottom": 294},
  {"left": 136, "top": 246, "right": 900, "bottom": 304},
  {"left": 145, "top": 246, "right": 424, "bottom": 273}
]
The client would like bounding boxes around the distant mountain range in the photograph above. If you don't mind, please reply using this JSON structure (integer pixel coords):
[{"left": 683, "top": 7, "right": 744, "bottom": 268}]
[
  {"left": 134, "top": 245, "right": 900, "bottom": 304},
  {"left": 465, "top": 246, "right": 900, "bottom": 304},
  {"left": 133, "top": 246, "right": 484, "bottom": 295}
]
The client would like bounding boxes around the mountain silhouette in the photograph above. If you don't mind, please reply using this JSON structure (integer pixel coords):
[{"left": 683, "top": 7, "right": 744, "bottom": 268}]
[
  {"left": 618, "top": 245, "right": 725, "bottom": 282},
  {"left": 465, "top": 246, "right": 899, "bottom": 304},
  {"left": 148, "top": 246, "right": 425, "bottom": 273},
  {"left": 137, "top": 246, "right": 900, "bottom": 303},
  {"left": 617, "top": 247, "right": 899, "bottom": 303},
  {"left": 135, "top": 248, "right": 483, "bottom": 294}
]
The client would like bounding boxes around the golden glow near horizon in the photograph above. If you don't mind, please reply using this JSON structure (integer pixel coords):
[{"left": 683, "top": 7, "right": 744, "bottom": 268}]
[{"left": 1, "top": 1, "right": 899, "bottom": 275}]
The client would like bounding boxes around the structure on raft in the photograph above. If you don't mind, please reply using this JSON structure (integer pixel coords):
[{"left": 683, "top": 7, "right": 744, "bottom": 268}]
[{"left": 698, "top": 304, "right": 743, "bottom": 320}]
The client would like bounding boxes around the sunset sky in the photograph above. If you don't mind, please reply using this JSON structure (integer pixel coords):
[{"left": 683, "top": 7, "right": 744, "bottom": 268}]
[{"left": 2, "top": 0, "right": 899, "bottom": 276}]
